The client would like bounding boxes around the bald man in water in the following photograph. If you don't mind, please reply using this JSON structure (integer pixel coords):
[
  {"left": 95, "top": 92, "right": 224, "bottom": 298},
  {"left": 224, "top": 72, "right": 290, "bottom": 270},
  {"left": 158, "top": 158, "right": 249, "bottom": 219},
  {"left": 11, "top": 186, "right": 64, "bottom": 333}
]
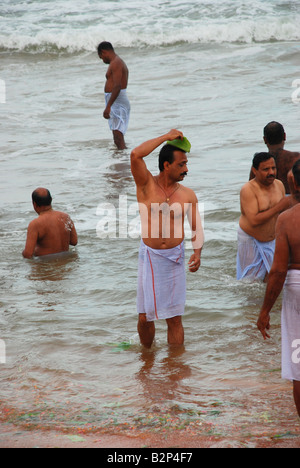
[{"left": 22, "top": 188, "right": 78, "bottom": 259}]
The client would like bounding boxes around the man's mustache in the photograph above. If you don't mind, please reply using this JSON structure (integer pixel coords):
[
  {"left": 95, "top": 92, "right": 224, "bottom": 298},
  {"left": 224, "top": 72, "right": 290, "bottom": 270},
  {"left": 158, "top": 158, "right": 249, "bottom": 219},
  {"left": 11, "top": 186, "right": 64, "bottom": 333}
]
[{"left": 181, "top": 172, "right": 188, "bottom": 177}]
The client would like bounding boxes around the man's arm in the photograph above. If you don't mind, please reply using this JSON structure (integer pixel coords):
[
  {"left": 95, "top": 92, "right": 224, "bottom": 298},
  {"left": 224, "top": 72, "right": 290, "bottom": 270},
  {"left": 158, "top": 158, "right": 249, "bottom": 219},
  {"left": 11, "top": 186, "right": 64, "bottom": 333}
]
[
  {"left": 103, "top": 61, "right": 123, "bottom": 119},
  {"left": 240, "top": 183, "right": 290, "bottom": 227},
  {"left": 69, "top": 219, "right": 78, "bottom": 247},
  {"left": 22, "top": 221, "right": 38, "bottom": 259},
  {"left": 187, "top": 192, "right": 204, "bottom": 272},
  {"left": 130, "top": 129, "right": 183, "bottom": 188},
  {"left": 257, "top": 215, "right": 290, "bottom": 339}
]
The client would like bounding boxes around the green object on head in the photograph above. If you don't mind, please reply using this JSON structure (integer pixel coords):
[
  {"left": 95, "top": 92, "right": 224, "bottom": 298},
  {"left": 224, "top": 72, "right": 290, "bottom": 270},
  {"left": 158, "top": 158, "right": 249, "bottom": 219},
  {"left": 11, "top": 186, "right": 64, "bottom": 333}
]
[{"left": 167, "top": 137, "right": 191, "bottom": 153}]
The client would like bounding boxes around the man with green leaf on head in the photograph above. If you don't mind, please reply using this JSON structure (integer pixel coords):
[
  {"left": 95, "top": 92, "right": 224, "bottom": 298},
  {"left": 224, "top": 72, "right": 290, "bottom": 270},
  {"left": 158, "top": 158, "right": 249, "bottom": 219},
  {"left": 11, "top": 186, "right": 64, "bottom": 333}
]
[{"left": 131, "top": 129, "right": 204, "bottom": 348}]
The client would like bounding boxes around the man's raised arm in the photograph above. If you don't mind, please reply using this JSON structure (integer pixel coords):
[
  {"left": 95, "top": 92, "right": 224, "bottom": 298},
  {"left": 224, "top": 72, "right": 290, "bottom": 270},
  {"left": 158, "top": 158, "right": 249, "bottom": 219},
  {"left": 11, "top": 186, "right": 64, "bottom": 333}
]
[{"left": 130, "top": 129, "right": 183, "bottom": 187}]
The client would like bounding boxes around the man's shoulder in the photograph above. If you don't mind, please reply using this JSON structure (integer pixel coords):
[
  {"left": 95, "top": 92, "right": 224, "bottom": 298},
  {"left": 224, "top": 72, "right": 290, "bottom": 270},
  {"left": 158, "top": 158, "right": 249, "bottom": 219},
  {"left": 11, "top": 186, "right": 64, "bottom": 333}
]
[
  {"left": 279, "top": 202, "right": 300, "bottom": 220},
  {"left": 180, "top": 185, "right": 198, "bottom": 201},
  {"left": 273, "top": 178, "right": 285, "bottom": 193},
  {"left": 240, "top": 179, "right": 257, "bottom": 194},
  {"left": 278, "top": 149, "right": 300, "bottom": 163}
]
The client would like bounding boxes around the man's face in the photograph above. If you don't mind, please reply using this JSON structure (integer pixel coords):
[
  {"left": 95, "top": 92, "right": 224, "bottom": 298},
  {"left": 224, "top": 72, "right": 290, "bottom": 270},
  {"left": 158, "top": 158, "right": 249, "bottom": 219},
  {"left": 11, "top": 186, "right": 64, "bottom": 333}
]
[
  {"left": 254, "top": 158, "right": 277, "bottom": 186},
  {"left": 98, "top": 50, "right": 110, "bottom": 64},
  {"left": 169, "top": 151, "right": 189, "bottom": 182}
]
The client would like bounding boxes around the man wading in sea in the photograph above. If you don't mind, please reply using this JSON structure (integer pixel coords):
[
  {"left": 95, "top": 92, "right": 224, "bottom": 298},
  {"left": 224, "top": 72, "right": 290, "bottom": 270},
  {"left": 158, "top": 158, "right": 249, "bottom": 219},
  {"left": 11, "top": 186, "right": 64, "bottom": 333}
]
[
  {"left": 98, "top": 42, "right": 130, "bottom": 150},
  {"left": 250, "top": 122, "right": 300, "bottom": 194},
  {"left": 131, "top": 129, "right": 204, "bottom": 348},
  {"left": 257, "top": 160, "right": 300, "bottom": 418},
  {"left": 22, "top": 188, "right": 78, "bottom": 258},
  {"left": 237, "top": 152, "right": 291, "bottom": 282}
]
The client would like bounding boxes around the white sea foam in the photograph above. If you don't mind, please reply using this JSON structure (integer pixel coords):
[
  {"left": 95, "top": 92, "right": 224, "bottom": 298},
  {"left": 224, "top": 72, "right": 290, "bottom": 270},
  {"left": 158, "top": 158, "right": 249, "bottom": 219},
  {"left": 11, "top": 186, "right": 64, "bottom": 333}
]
[{"left": 0, "top": 0, "right": 299, "bottom": 53}]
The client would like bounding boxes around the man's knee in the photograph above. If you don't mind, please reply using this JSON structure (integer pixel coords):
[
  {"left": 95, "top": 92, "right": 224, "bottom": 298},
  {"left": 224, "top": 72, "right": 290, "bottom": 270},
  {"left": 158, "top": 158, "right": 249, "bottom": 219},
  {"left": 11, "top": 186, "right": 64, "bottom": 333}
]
[
  {"left": 138, "top": 313, "right": 152, "bottom": 327},
  {"left": 166, "top": 316, "right": 182, "bottom": 328}
]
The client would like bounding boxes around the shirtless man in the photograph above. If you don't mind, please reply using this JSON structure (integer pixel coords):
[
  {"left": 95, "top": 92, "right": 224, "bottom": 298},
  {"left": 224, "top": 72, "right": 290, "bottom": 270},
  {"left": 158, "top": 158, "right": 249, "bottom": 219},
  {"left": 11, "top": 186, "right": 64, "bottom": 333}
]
[
  {"left": 237, "top": 152, "right": 291, "bottom": 281},
  {"left": 250, "top": 122, "right": 300, "bottom": 194},
  {"left": 257, "top": 160, "right": 300, "bottom": 417},
  {"left": 22, "top": 188, "right": 78, "bottom": 259},
  {"left": 131, "top": 129, "right": 204, "bottom": 348},
  {"left": 98, "top": 42, "right": 130, "bottom": 150}
]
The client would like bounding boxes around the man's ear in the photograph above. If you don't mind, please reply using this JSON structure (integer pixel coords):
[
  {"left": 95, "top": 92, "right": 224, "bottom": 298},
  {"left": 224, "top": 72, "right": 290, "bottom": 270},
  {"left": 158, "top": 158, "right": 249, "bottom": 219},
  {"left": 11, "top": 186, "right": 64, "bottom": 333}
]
[
  {"left": 251, "top": 166, "right": 257, "bottom": 178},
  {"left": 163, "top": 161, "right": 170, "bottom": 171}
]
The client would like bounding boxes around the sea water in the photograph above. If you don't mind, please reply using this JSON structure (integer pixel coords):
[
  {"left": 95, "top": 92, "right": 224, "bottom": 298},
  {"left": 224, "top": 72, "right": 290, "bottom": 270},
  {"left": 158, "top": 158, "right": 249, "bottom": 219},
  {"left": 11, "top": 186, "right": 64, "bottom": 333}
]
[{"left": 0, "top": 0, "right": 300, "bottom": 441}]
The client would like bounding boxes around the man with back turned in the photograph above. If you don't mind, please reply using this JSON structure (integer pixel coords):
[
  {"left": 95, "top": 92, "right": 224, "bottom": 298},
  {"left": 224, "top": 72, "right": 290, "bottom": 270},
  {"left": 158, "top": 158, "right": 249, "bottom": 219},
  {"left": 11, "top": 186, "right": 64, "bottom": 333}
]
[
  {"left": 250, "top": 122, "right": 300, "bottom": 193},
  {"left": 22, "top": 188, "right": 78, "bottom": 259},
  {"left": 257, "top": 160, "right": 300, "bottom": 418}
]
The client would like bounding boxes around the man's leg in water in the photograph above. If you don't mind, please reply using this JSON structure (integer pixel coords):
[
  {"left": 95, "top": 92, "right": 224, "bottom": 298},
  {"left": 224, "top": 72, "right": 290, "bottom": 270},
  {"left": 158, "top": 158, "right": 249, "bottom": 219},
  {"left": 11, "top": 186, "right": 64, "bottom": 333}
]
[
  {"left": 293, "top": 380, "right": 300, "bottom": 417},
  {"left": 113, "top": 130, "right": 126, "bottom": 150},
  {"left": 138, "top": 313, "right": 155, "bottom": 349},
  {"left": 166, "top": 316, "right": 184, "bottom": 346}
]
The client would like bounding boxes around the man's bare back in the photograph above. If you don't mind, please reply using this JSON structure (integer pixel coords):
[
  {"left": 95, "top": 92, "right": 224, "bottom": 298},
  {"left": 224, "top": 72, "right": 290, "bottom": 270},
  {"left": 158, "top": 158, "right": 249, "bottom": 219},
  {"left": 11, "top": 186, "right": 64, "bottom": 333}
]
[
  {"left": 273, "top": 148, "right": 300, "bottom": 193},
  {"left": 22, "top": 188, "right": 77, "bottom": 259},
  {"left": 278, "top": 203, "right": 300, "bottom": 270},
  {"left": 262, "top": 121, "right": 300, "bottom": 194}
]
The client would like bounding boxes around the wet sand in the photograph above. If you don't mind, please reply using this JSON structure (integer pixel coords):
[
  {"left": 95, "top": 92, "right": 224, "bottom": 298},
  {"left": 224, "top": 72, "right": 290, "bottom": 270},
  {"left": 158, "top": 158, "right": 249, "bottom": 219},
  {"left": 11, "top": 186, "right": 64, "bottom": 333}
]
[
  {"left": 1, "top": 382, "right": 300, "bottom": 449},
  {"left": 0, "top": 421, "right": 300, "bottom": 448}
]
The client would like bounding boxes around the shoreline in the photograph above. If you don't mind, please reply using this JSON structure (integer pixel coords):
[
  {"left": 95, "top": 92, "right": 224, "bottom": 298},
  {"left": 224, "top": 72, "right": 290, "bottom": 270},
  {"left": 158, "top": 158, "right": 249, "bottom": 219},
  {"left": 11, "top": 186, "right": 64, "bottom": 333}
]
[{"left": 1, "top": 421, "right": 300, "bottom": 448}]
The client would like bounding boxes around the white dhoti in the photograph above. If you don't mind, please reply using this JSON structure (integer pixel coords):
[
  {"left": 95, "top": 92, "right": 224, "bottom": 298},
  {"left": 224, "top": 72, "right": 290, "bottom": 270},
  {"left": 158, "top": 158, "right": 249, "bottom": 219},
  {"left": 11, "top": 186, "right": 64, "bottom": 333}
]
[
  {"left": 282, "top": 270, "right": 300, "bottom": 382},
  {"left": 105, "top": 89, "right": 130, "bottom": 135},
  {"left": 236, "top": 226, "right": 275, "bottom": 281},
  {"left": 137, "top": 240, "right": 186, "bottom": 322}
]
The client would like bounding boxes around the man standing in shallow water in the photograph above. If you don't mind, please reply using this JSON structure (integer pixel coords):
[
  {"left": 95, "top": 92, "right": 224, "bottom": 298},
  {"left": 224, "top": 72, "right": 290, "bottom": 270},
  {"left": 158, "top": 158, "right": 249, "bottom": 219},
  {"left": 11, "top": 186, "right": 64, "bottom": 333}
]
[
  {"left": 237, "top": 152, "right": 291, "bottom": 282},
  {"left": 257, "top": 160, "right": 300, "bottom": 418},
  {"left": 131, "top": 129, "right": 204, "bottom": 348},
  {"left": 98, "top": 41, "right": 130, "bottom": 150},
  {"left": 22, "top": 188, "right": 78, "bottom": 259}
]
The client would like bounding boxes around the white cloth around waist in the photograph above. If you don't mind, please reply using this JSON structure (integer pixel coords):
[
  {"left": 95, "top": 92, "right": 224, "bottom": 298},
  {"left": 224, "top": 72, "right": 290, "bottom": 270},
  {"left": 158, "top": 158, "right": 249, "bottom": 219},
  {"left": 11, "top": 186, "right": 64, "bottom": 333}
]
[
  {"left": 282, "top": 269, "right": 300, "bottom": 381},
  {"left": 137, "top": 240, "right": 186, "bottom": 322},
  {"left": 104, "top": 89, "right": 130, "bottom": 135},
  {"left": 236, "top": 226, "right": 275, "bottom": 281}
]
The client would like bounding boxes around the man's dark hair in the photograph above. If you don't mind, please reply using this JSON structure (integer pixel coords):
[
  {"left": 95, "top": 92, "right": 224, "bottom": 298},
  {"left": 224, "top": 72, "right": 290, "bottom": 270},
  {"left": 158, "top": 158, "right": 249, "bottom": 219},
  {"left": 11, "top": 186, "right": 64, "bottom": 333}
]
[
  {"left": 264, "top": 121, "right": 285, "bottom": 145},
  {"left": 97, "top": 42, "right": 114, "bottom": 54},
  {"left": 252, "top": 152, "right": 275, "bottom": 170},
  {"left": 292, "top": 159, "right": 300, "bottom": 187},
  {"left": 159, "top": 144, "right": 184, "bottom": 172},
  {"left": 32, "top": 189, "right": 52, "bottom": 207}
]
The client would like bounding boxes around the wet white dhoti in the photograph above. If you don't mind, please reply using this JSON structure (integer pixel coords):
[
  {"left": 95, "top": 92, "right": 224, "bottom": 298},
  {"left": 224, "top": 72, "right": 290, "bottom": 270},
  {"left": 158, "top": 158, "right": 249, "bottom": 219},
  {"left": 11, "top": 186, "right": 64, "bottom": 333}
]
[
  {"left": 282, "top": 270, "right": 300, "bottom": 381},
  {"left": 236, "top": 226, "right": 275, "bottom": 281},
  {"left": 105, "top": 89, "right": 130, "bottom": 135},
  {"left": 137, "top": 240, "right": 186, "bottom": 322}
]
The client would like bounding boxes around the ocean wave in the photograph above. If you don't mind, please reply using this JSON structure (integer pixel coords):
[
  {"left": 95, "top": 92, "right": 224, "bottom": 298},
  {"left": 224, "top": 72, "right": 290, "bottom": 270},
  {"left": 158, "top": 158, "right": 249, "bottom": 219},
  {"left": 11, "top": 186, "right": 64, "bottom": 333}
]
[{"left": 0, "top": 18, "right": 299, "bottom": 53}]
